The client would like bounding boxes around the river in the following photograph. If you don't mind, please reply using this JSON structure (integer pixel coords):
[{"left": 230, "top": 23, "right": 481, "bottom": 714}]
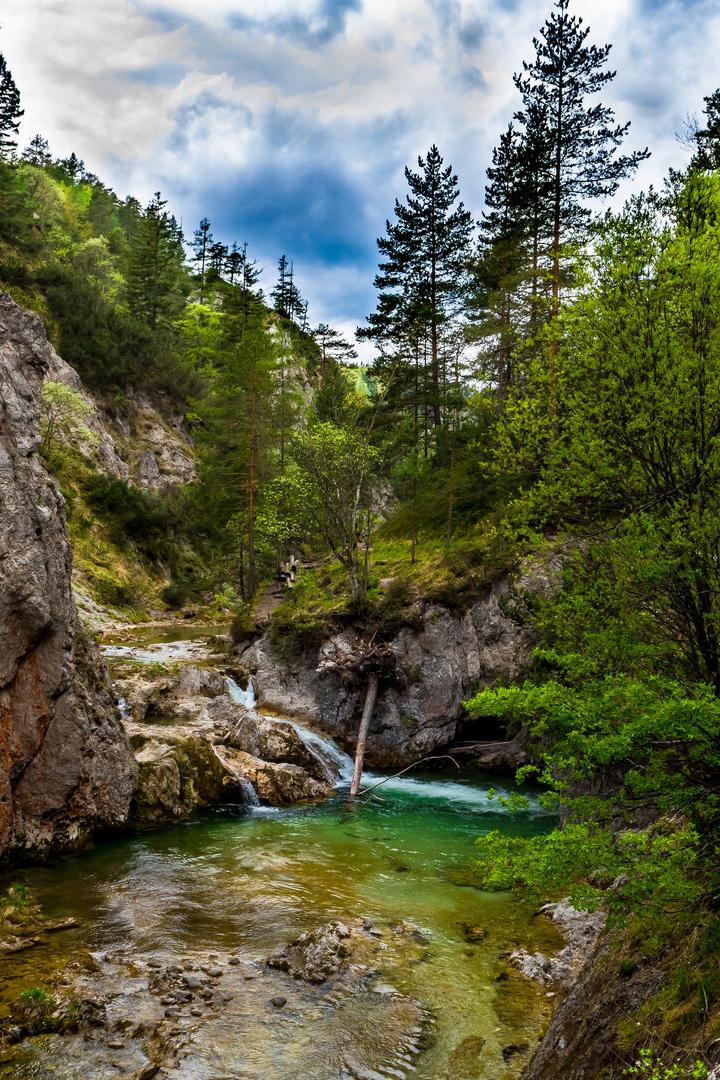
[{"left": 0, "top": 625, "right": 560, "bottom": 1080}]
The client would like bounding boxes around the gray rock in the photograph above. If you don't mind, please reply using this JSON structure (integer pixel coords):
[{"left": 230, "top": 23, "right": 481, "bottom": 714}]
[
  {"left": 267, "top": 921, "right": 353, "bottom": 984},
  {"left": 0, "top": 292, "right": 136, "bottom": 860},
  {"left": 238, "top": 573, "right": 544, "bottom": 767}
]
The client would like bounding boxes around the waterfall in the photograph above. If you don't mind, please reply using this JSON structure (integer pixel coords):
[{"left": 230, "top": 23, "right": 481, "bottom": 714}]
[
  {"left": 224, "top": 676, "right": 353, "bottom": 787},
  {"left": 237, "top": 775, "right": 260, "bottom": 807},
  {"left": 225, "top": 675, "right": 257, "bottom": 710},
  {"left": 292, "top": 725, "right": 355, "bottom": 786}
]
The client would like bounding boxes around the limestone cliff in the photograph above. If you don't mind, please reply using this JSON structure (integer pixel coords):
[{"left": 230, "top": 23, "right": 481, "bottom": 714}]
[
  {"left": 0, "top": 292, "right": 136, "bottom": 860},
  {"left": 238, "top": 576, "right": 537, "bottom": 767}
]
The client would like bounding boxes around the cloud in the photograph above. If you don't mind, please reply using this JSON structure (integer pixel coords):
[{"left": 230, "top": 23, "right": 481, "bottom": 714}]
[{"left": 1, "top": 0, "right": 718, "bottom": 339}]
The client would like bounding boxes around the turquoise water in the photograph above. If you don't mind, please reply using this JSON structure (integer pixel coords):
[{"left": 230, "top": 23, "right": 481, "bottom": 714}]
[{"left": 2, "top": 774, "right": 557, "bottom": 1079}]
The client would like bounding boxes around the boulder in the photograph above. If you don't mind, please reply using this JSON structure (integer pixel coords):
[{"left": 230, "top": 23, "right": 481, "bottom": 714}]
[
  {"left": 267, "top": 920, "right": 353, "bottom": 984},
  {"left": 130, "top": 735, "right": 249, "bottom": 827},
  {"left": 215, "top": 747, "right": 333, "bottom": 805},
  {"left": 0, "top": 293, "right": 136, "bottom": 860},
  {"left": 208, "top": 697, "right": 331, "bottom": 779}
]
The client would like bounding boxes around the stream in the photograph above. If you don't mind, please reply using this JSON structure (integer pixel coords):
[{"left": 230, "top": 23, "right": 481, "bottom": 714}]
[{"left": 0, "top": 625, "right": 559, "bottom": 1080}]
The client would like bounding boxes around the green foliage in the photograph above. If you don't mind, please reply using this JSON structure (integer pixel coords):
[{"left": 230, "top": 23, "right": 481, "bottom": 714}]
[
  {"left": 623, "top": 1050, "right": 707, "bottom": 1080},
  {"left": 81, "top": 475, "right": 179, "bottom": 564},
  {"left": 292, "top": 421, "right": 382, "bottom": 601},
  {"left": 40, "top": 380, "right": 96, "bottom": 458}
]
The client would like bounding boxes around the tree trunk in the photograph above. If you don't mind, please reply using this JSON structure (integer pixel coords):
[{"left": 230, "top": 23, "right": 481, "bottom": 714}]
[{"left": 349, "top": 671, "right": 380, "bottom": 797}]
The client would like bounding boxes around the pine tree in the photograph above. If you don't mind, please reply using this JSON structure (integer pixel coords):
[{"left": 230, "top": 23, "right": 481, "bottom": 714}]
[
  {"left": 22, "top": 134, "right": 51, "bottom": 167},
  {"left": 514, "top": 0, "right": 649, "bottom": 324},
  {"left": 208, "top": 240, "right": 229, "bottom": 276},
  {"left": 271, "top": 254, "right": 290, "bottom": 316},
  {"left": 0, "top": 54, "right": 23, "bottom": 160},
  {"left": 197, "top": 294, "right": 279, "bottom": 596},
  {"left": 56, "top": 151, "right": 85, "bottom": 182},
  {"left": 468, "top": 124, "right": 530, "bottom": 396},
  {"left": 692, "top": 88, "right": 720, "bottom": 171},
  {"left": 272, "top": 256, "right": 305, "bottom": 322},
  {"left": 313, "top": 323, "right": 358, "bottom": 375},
  {"left": 361, "top": 145, "right": 473, "bottom": 428},
  {"left": 192, "top": 217, "right": 212, "bottom": 301},
  {"left": 126, "top": 192, "right": 185, "bottom": 328}
]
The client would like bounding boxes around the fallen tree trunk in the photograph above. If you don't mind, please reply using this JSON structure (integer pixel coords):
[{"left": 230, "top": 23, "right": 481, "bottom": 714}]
[{"left": 349, "top": 671, "right": 380, "bottom": 797}]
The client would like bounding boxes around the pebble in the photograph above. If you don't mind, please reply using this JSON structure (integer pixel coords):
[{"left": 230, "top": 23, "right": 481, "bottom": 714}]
[
  {"left": 201, "top": 990, "right": 214, "bottom": 1000},
  {"left": 208, "top": 966, "right": 224, "bottom": 978},
  {"left": 190, "top": 1008, "right": 203, "bottom": 1017},
  {"left": 107, "top": 1041, "right": 124, "bottom": 1050},
  {"left": 164, "top": 1008, "right": 181, "bottom": 1019},
  {"left": 160, "top": 996, "right": 176, "bottom": 1006},
  {"left": 243, "top": 972, "right": 258, "bottom": 980},
  {"left": 147, "top": 960, "right": 162, "bottom": 969},
  {"left": 182, "top": 975, "right": 203, "bottom": 990},
  {"left": 270, "top": 996, "right": 287, "bottom": 1008},
  {"left": 228, "top": 956, "right": 241, "bottom": 966},
  {"left": 167, "top": 965, "right": 183, "bottom": 975}
]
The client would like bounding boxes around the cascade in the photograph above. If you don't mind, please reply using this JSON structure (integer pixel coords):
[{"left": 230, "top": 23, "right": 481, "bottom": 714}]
[{"left": 225, "top": 674, "right": 257, "bottom": 710}]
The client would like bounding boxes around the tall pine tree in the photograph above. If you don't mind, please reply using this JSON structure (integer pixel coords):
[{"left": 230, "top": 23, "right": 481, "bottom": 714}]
[
  {"left": 362, "top": 145, "right": 473, "bottom": 428},
  {"left": 514, "top": 0, "right": 649, "bottom": 323},
  {"left": 692, "top": 88, "right": 720, "bottom": 171},
  {"left": 0, "top": 54, "right": 23, "bottom": 160}
]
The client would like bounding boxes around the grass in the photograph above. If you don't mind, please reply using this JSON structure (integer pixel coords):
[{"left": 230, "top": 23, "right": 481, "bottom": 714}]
[{"left": 269, "top": 519, "right": 516, "bottom": 652}]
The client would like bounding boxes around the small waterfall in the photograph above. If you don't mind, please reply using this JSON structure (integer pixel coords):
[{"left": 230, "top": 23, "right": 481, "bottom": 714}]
[
  {"left": 238, "top": 775, "right": 260, "bottom": 807},
  {"left": 293, "top": 725, "right": 355, "bottom": 786},
  {"left": 225, "top": 675, "right": 257, "bottom": 710},
  {"left": 224, "top": 675, "right": 353, "bottom": 787},
  {"left": 117, "top": 696, "right": 129, "bottom": 720}
]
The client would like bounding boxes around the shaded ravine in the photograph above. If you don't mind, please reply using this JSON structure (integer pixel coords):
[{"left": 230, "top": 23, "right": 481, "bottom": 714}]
[{"left": 0, "top": 625, "right": 559, "bottom": 1080}]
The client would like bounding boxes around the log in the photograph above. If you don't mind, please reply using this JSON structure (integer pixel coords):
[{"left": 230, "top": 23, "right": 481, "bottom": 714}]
[{"left": 349, "top": 670, "right": 380, "bottom": 797}]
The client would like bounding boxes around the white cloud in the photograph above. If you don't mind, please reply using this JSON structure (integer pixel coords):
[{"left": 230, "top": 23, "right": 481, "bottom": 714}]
[{"left": 1, "top": 0, "right": 717, "bottom": 329}]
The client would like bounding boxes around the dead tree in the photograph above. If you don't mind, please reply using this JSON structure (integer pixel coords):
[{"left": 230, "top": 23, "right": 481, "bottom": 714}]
[{"left": 316, "top": 638, "right": 398, "bottom": 797}]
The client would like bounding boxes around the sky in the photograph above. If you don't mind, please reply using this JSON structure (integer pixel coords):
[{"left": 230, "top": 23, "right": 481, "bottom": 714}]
[{"left": 2, "top": 0, "right": 719, "bottom": 355}]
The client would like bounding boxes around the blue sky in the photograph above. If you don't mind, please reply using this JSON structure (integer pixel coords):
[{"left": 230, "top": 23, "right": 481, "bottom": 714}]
[{"left": 3, "top": 0, "right": 719, "bottom": 353}]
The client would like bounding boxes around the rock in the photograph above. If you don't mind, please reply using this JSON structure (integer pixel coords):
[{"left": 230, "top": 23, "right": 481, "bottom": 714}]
[
  {"left": 217, "top": 748, "right": 333, "bottom": 805},
  {"left": 270, "top": 995, "right": 287, "bottom": 1008},
  {"left": 129, "top": 735, "right": 250, "bottom": 828},
  {"left": 461, "top": 923, "right": 488, "bottom": 944},
  {"left": 228, "top": 956, "right": 240, "bottom": 965},
  {"left": 0, "top": 292, "right": 136, "bottom": 859},
  {"left": 502, "top": 1042, "right": 529, "bottom": 1062},
  {"left": 182, "top": 974, "right": 203, "bottom": 990},
  {"left": 510, "top": 899, "right": 606, "bottom": 987},
  {"left": 209, "top": 697, "right": 331, "bottom": 779},
  {"left": 267, "top": 921, "right": 354, "bottom": 984},
  {"left": 107, "top": 1040, "right": 125, "bottom": 1050},
  {"left": 237, "top": 569, "right": 546, "bottom": 767}
]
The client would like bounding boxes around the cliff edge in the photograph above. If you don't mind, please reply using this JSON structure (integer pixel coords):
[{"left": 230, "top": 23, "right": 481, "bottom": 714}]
[{"left": 0, "top": 293, "right": 136, "bottom": 860}]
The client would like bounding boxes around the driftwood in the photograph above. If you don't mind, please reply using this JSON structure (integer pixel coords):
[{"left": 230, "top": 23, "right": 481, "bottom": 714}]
[
  {"left": 349, "top": 671, "right": 379, "bottom": 797},
  {"left": 317, "top": 637, "right": 398, "bottom": 797}
]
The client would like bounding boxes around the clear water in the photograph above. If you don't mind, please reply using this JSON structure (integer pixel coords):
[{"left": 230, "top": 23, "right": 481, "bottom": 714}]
[{"left": 0, "top": 626, "right": 559, "bottom": 1079}]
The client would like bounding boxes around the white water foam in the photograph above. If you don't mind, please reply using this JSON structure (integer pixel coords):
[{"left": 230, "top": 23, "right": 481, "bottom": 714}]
[{"left": 225, "top": 675, "right": 257, "bottom": 710}]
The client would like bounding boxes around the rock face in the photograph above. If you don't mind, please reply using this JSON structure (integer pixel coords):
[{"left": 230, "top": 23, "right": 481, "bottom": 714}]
[
  {"left": 238, "top": 577, "right": 537, "bottom": 767},
  {"left": 0, "top": 293, "right": 136, "bottom": 859},
  {"left": 45, "top": 347, "right": 196, "bottom": 493},
  {"left": 510, "top": 901, "right": 606, "bottom": 987}
]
